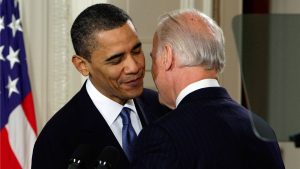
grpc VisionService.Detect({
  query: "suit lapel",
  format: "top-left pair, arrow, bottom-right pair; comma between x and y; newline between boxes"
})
75,85 -> 129,164
134,98 -> 148,127
134,88 -> 170,127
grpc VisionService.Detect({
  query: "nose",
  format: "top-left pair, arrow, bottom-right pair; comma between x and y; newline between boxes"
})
124,55 -> 140,74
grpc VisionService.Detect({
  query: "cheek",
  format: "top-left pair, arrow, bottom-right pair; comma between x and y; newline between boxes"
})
156,74 -> 165,91
97,66 -> 121,84
157,80 -> 169,107
136,54 -> 145,68
151,59 -> 159,80
151,66 -> 158,82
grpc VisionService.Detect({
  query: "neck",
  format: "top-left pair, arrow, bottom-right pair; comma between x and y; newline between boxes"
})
173,66 -> 218,100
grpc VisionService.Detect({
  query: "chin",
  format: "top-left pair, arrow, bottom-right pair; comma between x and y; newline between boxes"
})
126,86 -> 144,99
135,86 -> 144,95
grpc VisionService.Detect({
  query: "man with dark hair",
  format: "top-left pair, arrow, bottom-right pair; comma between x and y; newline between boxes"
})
31,4 -> 169,169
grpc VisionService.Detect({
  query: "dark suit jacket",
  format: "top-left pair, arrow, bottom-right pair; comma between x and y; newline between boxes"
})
31,84 -> 169,169
132,87 -> 285,169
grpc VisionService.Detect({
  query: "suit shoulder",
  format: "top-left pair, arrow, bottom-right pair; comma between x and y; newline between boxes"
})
141,88 -> 158,97
37,88 -> 87,137
138,88 -> 160,107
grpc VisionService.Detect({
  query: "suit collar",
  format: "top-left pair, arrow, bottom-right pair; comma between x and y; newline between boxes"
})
76,84 -> 122,142
178,87 -> 231,108
134,98 -> 147,126
176,79 -> 220,107
86,79 -> 139,126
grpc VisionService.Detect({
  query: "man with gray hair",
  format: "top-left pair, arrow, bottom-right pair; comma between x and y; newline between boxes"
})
131,9 -> 285,169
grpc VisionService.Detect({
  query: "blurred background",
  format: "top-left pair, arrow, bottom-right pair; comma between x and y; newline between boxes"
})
4,0 -> 300,168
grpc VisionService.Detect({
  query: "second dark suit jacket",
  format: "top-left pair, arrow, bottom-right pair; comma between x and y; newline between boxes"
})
132,87 -> 285,169
31,84 -> 169,169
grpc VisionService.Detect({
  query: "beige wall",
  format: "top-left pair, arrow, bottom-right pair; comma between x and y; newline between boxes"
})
280,142 -> 300,169
218,0 -> 242,103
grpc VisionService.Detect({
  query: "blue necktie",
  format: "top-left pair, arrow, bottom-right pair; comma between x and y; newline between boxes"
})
120,107 -> 137,161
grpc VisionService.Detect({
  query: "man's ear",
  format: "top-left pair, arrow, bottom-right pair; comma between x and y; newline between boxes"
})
163,44 -> 174,71
72,55 -> 89,76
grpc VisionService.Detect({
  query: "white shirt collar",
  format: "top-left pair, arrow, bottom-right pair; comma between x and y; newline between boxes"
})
175,79 -> 220,107
86,79 -> 137,126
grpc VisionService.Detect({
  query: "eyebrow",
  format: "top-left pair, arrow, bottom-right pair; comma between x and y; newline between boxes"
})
132,42 -> 142,51
105,42 -> 142,62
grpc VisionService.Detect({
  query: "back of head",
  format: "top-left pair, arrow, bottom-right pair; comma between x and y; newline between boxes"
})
70,3 -> 132,60
156,9 -> 225,73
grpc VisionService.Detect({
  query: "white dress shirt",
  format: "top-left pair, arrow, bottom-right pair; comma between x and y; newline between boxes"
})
176,79 -> 220,107
86,79 -> 142,148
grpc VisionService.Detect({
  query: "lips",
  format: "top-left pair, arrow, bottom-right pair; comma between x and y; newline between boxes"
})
125,76 -> 141,83
124,76 -> 142,85
121,73 -> 144,88
120,69 -> 144,87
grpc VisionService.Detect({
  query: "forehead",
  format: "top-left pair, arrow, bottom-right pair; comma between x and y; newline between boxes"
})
97,21 -> 137,44
91,22 -> 139,58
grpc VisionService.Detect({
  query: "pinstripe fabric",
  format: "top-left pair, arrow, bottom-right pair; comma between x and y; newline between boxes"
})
132,87 -> 285,169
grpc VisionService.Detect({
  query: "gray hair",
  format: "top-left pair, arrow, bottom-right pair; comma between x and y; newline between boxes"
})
155,9 -> 225,72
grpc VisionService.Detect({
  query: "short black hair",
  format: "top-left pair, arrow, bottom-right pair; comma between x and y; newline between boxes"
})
70,3 -> 132,60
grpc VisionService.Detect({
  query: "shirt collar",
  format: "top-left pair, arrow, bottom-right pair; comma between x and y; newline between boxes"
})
175,79 -> 220,107
86,79 -> 137,126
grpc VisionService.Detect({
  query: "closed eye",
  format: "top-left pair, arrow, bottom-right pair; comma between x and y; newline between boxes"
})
131,43 -> 142,55
105,53 -> 124,65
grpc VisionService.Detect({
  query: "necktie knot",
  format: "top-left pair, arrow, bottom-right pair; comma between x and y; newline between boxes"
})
120,107 -> 131,125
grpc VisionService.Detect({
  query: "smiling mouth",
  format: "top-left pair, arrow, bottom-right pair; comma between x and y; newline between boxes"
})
125,76 -> 142,84
121,70 -> 145,86
122,75 -> 144,88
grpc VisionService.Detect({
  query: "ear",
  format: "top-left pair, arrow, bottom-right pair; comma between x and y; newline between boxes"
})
163,44 -> 174,71
72,55 -> 90,76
